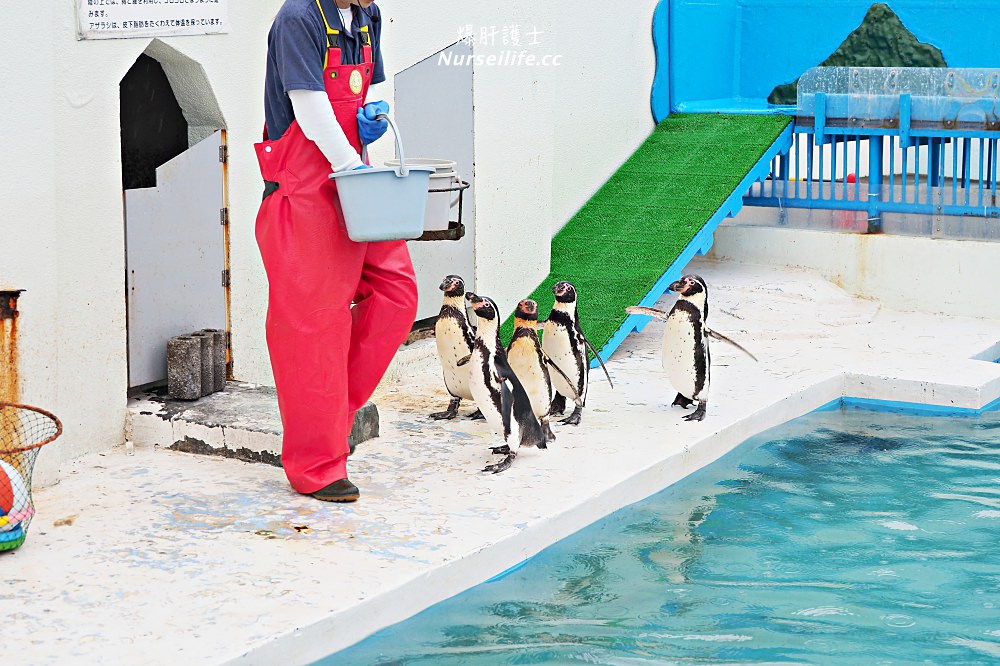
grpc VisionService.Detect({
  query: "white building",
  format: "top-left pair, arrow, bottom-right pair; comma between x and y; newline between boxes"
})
0,1 -> 660,484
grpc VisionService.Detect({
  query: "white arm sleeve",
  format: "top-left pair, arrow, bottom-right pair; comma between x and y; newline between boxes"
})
288,89 -> 364,173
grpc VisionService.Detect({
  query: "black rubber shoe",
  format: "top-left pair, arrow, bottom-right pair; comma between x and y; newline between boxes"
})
311,478 -> 360,503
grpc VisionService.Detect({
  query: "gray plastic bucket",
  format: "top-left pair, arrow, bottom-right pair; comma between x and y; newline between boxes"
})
329,115 -> 435,242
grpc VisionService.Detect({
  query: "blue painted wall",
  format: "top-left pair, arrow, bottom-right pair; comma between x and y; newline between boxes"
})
655,0 -> 1000,119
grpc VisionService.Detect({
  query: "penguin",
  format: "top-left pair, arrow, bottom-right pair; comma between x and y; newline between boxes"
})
626,274 -> 757,422
431,275 -> 482,420
506,299 -> 580,443
541,281 -> 613,426
466,292 -> 547,474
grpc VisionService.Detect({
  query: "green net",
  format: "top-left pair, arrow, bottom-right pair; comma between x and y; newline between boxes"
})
501,113 -> 791,351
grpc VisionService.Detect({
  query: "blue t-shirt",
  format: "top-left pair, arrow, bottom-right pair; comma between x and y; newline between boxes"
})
264,0 -> 385,140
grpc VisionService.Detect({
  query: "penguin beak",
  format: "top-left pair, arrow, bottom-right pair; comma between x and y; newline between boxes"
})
668,279 -> 684,292
439,279 -> 449,291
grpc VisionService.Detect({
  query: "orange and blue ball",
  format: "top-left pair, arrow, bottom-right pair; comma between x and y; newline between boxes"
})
0,460 -> 32,551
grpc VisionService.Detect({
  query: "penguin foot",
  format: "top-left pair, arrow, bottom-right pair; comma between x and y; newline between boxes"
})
490,444 -> 511,455
467,409 -> 486,421
672,393 -> 694,409
542,419 -> 556,443
549,394 -> 567,416
683,402 -> 707,422
430,397 -> 461,420
483,452 -> 516,474
560,405 -> 583,426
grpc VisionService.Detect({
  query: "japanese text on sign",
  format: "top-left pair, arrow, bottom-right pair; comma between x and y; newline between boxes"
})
77,0 -> 229,40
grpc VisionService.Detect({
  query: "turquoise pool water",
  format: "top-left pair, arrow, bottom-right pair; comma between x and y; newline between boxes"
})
327,404 -> 1000,665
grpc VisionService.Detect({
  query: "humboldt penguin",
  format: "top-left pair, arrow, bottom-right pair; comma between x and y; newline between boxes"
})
431,275 -> 481,420
541,281 -> 613,426
626,274 -> 757,422
466,292 -> 547,473
506,299 -> 579,442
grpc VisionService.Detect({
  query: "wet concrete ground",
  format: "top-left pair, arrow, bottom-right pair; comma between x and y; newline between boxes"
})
8,258 -> 1000,665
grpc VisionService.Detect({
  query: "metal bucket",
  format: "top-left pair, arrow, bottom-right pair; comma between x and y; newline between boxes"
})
329,115 -> 435,242
383,158 -> 462,232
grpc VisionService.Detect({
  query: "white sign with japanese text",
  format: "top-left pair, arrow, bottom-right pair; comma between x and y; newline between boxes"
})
77,0 -> 229,40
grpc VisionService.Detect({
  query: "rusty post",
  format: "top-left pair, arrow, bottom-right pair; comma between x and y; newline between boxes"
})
0,290 -> 24,404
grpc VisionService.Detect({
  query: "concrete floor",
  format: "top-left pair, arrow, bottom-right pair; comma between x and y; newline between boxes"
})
7,258 -> 1000,665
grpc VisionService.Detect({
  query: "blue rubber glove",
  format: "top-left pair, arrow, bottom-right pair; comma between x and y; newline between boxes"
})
357,101 -> 390,145
352,164 -> 373,170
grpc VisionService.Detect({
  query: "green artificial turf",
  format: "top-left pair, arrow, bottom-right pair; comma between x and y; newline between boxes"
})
500,113 -> 792,351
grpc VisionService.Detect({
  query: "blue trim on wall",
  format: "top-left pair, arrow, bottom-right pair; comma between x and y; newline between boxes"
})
592,122 -> 794,368
651,0 -> 671,123
484,558 -> 529,583
815,394 -> 1000,416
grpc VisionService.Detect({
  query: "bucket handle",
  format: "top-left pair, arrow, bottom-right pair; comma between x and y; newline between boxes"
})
361,113 -> 409,177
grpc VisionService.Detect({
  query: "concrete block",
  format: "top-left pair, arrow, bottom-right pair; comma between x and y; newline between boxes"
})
167,336 -> 202,400
192,332 -> 215,397
199,329 -> 227,392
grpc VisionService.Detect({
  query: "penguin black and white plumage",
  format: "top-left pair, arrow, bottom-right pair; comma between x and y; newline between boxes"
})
466,292 -> 547,474
506,299 -> 561,443
626,274 -> 756,422
541,281 -> 612,426
431,275 -> 480,420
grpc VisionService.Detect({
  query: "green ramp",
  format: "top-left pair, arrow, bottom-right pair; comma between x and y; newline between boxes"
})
501,113 -> 793,363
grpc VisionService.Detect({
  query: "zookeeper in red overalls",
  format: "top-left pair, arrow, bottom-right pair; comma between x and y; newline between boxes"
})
255,0 -> 417,502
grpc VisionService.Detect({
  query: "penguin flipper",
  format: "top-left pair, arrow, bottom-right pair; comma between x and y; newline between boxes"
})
705,328 -> 759,362
580,333 -> 614,389
625,305 -> 671,322
498,374 -> 514,440
496,352 -> 547,449
539,349 -> 580,403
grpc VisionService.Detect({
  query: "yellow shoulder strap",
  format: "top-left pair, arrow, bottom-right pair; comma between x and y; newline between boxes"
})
315,0 -> 340,69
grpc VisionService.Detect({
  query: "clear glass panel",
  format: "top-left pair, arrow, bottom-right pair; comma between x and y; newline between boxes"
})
797,67 -> 1000,130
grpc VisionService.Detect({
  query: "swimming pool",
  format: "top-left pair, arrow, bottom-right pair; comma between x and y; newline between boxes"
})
325,402 -> 1000,665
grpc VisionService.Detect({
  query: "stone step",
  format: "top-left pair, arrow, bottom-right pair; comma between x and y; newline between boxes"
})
126,382 -> 379,465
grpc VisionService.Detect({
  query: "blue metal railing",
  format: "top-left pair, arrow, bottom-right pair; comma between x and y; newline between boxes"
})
744,68 -> 1000,231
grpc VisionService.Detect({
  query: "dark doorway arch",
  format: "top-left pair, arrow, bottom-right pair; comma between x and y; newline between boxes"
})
120,54 -> 188,190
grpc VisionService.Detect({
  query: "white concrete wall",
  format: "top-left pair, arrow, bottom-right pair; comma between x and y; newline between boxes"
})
1,1 -> 660,483
361,0 -> 660,322
0,2 -> 286,485
708,225 -> 1000,320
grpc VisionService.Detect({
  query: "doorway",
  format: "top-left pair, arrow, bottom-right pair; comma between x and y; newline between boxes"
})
121,46 -> 229,391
